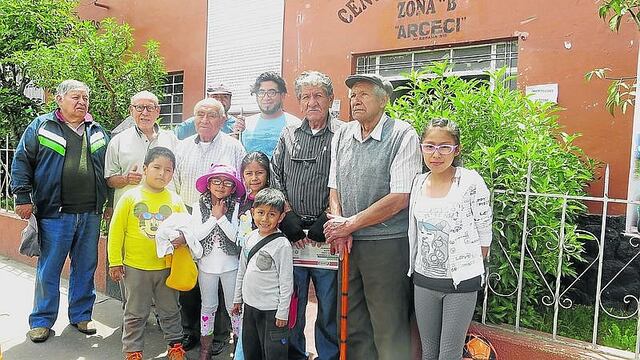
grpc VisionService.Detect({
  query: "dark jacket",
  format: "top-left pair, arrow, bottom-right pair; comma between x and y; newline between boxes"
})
11,111 -> 110,218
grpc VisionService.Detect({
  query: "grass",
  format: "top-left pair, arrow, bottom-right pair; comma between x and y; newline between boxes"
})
535,304 -> 638,351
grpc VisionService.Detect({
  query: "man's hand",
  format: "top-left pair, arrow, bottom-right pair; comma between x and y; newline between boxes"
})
109,266 -> 125,282
125,165 -> 143,185
275,318 -> 288,328
328,235 -> 353,260
323,213 -> 354,242
292,237 -> 313,249
232,303 -> 242,316
15,204 -> 33,219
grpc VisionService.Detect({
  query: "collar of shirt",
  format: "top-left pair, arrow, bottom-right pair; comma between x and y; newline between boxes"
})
352,114 -> 388,143
134,123 -> 160,140
54,109 -> 93,124
194,130 -> 222,144
299,115 -> 341,137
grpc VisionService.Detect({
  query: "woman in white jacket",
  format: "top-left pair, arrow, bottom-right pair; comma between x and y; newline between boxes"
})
408,118 -> 492,360
191,164 -> 245,360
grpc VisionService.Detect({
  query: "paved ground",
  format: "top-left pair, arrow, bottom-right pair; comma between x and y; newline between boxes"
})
0,256 -> 318,360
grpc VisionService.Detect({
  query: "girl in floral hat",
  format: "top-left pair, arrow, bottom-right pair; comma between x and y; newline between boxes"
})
191,163 -> 245,360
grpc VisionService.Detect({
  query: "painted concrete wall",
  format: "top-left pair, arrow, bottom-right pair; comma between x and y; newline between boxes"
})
77,0 -> 208,121
0,213 -> 108,293
281,0 -> 639,204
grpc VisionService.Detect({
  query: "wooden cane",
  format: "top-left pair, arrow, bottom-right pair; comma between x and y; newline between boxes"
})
339,249 -> 350,360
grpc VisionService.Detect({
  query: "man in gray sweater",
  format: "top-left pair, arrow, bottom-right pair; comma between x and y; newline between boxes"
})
324,74 -> 422,360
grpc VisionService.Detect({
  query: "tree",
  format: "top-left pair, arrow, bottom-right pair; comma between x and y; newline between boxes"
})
13,18 -> 166,131
0,0 -> 77,142
389,62 -> 596,328
585,0 -> 639,114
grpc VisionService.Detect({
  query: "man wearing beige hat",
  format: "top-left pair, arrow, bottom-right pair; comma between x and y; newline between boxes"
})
324,74 -> 422,360
174,83 -> 245,140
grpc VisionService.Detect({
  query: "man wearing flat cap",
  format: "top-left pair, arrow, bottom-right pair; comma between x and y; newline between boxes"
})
174,83 -> 245,140
324,74 -> 422,359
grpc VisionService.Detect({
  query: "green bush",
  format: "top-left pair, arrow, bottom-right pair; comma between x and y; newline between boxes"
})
388,62 -> 596,328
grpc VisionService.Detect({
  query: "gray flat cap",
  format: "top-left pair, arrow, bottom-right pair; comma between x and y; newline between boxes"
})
345,73 -> 393,97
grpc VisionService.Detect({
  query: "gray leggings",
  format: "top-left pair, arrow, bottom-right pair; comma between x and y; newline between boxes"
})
414,286 -> 477,360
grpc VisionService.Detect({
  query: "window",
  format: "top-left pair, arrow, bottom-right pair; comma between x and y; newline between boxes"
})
355,40 -> 518,91
159,71 -> 184,125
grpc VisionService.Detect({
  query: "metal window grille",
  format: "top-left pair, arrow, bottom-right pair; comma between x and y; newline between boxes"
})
159,71 -> 184,126
355,40 -> 518,88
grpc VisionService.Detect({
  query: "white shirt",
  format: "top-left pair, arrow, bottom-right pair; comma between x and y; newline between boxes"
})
173,132 -> 246,206
327,115 -> 420,193
233,230 -> 293,320
104,126 -> 178,205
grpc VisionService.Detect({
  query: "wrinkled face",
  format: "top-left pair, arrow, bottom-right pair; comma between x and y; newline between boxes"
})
256,80 -> 283,115
349,81 -> 387,123
242,162 -> 268,195
130,98 -> 160,133
56,90 -> 89,122
208,175 -> 235,200
299,85 -> 333,124
421,128 -> 460,174
195,104 -> 224,141
143,156 -> 175,191
210,93 -> 231,113
251,204 -> 285,235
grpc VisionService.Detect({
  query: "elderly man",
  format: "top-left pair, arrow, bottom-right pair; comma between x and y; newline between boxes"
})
11,80 -> 110,343
173,98 -> 246,354
271,71 -> 342,360
105,91 -> 178,206
242,71 -> 301,157
324,74 -> 422,359
174,83 -> 245,140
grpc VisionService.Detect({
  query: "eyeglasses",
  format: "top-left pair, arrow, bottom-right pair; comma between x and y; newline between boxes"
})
131,104 -> 159,112
255,89 -> 281,98
420,144 -> 458,155
209,178 -> 235,188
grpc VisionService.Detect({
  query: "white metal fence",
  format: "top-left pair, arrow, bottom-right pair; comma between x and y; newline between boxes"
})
1,139 -> 640,357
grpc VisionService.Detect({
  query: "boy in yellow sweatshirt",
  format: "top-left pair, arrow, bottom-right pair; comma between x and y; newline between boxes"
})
108,147 -> 186,360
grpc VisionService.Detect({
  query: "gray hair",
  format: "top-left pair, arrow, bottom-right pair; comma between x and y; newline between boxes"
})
252,188 -> 285,213
55,80 -> 90,97
131,91 -> 159,105
193,98 -> 225,117
294,71 -> 334,100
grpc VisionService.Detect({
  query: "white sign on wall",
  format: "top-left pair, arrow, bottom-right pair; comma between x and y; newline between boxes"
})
525,83 -> 558,103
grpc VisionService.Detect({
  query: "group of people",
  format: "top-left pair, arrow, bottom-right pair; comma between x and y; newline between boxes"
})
11,69 -> 493,360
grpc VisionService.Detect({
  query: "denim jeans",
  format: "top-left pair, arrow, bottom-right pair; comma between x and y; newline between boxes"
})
29,212 -> 101,329
288,266 -> 339,360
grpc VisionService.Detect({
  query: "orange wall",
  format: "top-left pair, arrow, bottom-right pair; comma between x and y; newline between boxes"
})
77,0 -> 208,120
282,0 -> 639,202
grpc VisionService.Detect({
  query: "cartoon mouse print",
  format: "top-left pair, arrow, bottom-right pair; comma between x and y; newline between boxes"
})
133,202 -> 172,239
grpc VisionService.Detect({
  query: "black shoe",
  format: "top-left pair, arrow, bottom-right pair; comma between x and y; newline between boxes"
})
210,340 -> 227,356
181,333 -> 199,351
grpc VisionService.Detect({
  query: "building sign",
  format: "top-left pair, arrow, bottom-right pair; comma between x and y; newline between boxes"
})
525,84 -> 559,104
395,0 -> 466,40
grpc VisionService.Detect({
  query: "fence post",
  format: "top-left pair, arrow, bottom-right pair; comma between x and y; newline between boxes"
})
515,163 -> 532,332
592,165 -> 610,346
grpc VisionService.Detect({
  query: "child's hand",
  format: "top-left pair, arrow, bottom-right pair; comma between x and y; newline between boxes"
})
109,266 -> 125,282
171,232 -> 186,248
232,303 -> 242,316
275,318 -> 288,328
211,198 -> 227,219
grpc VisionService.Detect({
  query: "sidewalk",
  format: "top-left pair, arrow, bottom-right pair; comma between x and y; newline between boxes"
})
0,256 -> 318,360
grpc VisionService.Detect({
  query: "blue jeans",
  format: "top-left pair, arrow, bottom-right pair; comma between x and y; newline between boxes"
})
288,266 -> 339,360
29,212 -> 101,329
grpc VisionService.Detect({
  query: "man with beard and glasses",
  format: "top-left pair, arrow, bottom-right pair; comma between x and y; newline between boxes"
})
242,72 -> 300,158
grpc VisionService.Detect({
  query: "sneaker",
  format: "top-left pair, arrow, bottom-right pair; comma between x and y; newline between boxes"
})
211,339 -> 228,356
27,327 -> 50,343
124,351 -> 143,360
167,342 -> 186,360
71,321 -> 97,335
